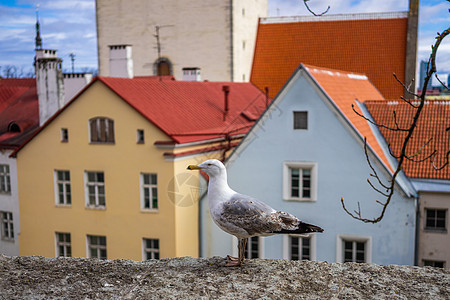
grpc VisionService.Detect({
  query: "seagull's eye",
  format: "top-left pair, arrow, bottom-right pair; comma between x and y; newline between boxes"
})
207,164 -> 212,166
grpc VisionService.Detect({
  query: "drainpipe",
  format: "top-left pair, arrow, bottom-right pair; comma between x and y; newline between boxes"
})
414,196 -> 420,266
229,0 -> 234,81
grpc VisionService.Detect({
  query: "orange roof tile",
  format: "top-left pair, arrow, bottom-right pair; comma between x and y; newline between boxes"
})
251,13 -> 408,100
304,65 -> 391,171
365,100 -> 450,180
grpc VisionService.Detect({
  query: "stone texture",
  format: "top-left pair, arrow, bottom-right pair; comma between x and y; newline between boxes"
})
0,255 -> 448,299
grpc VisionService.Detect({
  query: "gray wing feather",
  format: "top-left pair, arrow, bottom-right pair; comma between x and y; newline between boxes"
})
217,193 -> 299,236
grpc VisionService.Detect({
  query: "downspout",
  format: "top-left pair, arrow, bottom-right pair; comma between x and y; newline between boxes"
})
414,196 -> 420,266
229,0 -> 234,82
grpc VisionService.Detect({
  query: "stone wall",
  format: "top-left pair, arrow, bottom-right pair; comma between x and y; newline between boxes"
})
0,255 -> 448,299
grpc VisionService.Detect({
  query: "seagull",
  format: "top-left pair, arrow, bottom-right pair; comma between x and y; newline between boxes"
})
187,159 -> 323,267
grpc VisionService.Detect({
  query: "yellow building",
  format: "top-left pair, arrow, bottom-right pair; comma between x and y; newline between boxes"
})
12,77 -> 267,260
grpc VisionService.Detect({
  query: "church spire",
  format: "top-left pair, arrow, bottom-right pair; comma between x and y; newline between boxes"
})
35,4 -> 42,49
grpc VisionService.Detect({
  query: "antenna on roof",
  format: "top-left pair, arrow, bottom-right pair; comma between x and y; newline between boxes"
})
69,53 -> 75,73
154,25 -> 174,79
35,4 -> 42,49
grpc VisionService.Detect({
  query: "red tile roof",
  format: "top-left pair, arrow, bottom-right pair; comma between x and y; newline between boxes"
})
304,65 -> 391,171
251,13 -> 408,100
11,76 -> 270,155
365,100 -> 450,180
0,78 -> 39,149
98,77 -> 269,144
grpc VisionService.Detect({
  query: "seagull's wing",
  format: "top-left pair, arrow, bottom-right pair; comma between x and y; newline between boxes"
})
217,193 -> 300,236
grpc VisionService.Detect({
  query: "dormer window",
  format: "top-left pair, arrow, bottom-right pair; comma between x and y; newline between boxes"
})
89,117 -> 115,144
7,122 -> 20,133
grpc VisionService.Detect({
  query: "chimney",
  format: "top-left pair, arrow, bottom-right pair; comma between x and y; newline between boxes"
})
63,72 -> 93,102
182,67 -> 201,81
405,0 -> 419,96
35,49 -> 65,126
223,85 -> 230,121
109,45 -> 133,78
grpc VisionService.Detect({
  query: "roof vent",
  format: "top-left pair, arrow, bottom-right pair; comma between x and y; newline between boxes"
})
223,85 -> 230,121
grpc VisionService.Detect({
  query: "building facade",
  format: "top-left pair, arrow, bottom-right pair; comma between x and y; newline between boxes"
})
200,65 -> 417,265
13,75 -> 268,260
96,0 -> 267,81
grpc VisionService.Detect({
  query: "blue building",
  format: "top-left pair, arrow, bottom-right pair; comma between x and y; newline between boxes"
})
200,64 -> 417,265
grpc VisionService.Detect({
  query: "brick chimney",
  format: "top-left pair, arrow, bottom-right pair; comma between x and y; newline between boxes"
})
109,45 -> 134,78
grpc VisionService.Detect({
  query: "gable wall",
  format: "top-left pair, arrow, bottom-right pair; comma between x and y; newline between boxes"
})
203,71 -> 416,264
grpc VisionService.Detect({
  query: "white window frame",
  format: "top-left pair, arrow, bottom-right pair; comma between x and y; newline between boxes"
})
1,211 -> 14,241
55,232 -> 71,257
283,161 -> 317,202
140,173 -> 158,211
54,170 -> 71,206
0,164 -> 11,194
86,235 -> 107,259
232,236 -> 264,259
283,234 -> 317,261
142,238 -> 160,260
336,234 -> 372,263
85,171 -> 106,209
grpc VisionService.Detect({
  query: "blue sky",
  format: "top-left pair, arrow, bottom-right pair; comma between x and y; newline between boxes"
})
0,0 -> 449,82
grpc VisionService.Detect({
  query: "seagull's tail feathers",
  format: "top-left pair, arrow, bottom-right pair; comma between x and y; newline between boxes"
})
277,221 -> 324,234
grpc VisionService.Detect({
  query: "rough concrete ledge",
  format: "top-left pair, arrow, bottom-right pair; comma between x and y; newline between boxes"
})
0,255 -> 448,299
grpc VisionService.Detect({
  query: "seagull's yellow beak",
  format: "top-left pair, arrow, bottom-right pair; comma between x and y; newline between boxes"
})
187,164 -> 202,170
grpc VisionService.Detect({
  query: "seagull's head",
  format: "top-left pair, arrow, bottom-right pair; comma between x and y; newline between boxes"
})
187,159 -> 226,178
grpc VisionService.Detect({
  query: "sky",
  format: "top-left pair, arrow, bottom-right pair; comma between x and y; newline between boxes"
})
0,0 -> 449,83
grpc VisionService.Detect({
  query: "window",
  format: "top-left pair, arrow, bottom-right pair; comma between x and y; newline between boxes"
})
137,129 -> 145,144
143,238 -> 160,260
87,235 -> 107,259
55,170 -> 71,205
85,172 -> 105,208
337,234 -> 372,263
56,232 -> 71,257
283,162 -> 317,201
425,209 -> 446,231
141,173 -> 158,210
293,111 -> 308,129
154,57 -> 173,76
0,164 -> 11,194
1,212 -> 14,241
244,236 -> 259,259
61,128 -> 68,142
423,260 -> 445,268
89,117 -> 114,144
290,236 -> 311,260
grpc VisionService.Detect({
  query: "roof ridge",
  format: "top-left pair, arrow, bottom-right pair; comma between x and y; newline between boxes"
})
260,11 -> 408,24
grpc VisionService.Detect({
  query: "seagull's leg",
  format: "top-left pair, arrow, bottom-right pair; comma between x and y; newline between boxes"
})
225,238 -> 241,267
240,238 -> 247,264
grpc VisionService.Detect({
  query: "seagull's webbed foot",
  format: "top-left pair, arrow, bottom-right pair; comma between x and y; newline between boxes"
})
225,255 -> 241,267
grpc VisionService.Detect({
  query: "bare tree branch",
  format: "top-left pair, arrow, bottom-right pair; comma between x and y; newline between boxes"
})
341,27 -> 450,223
302,0 -> 330,16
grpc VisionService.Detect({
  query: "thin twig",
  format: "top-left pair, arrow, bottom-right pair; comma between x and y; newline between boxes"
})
341,27 -> 450,223
303,0 -> 330,16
